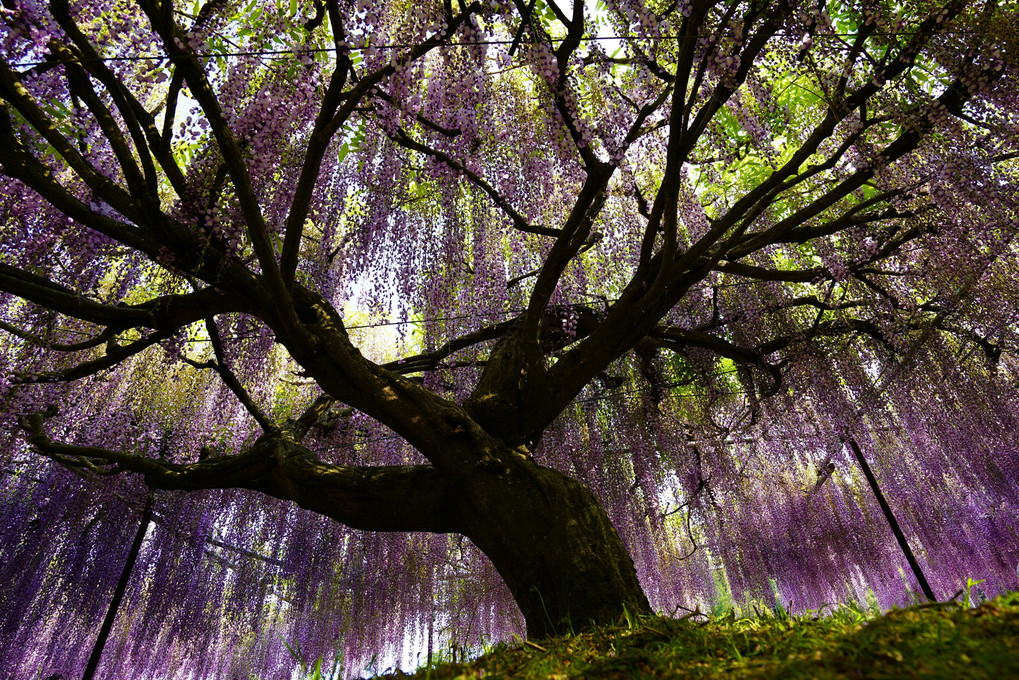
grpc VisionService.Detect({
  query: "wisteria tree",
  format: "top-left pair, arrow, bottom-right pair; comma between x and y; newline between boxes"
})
2,0 -> 1018,675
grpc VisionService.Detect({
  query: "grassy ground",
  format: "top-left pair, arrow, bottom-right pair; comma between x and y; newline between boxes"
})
375,591 -> 1019,679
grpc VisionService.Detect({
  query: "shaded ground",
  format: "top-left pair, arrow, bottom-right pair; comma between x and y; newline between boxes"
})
375,591 -> 1019,679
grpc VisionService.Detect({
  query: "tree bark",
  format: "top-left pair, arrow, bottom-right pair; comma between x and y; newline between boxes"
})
455,456 -> 651,638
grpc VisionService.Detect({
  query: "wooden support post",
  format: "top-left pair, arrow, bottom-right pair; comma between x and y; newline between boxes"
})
847,438 -> 937,601
82,496 -> 153,680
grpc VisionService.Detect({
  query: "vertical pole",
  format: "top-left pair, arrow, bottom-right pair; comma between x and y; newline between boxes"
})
847,438 -> 937,601
82,496 -> 153,680
426,613 -> 433,669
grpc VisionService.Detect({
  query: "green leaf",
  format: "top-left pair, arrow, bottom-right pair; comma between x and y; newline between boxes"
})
280,635 -> 305,668
337,119 -> 366,163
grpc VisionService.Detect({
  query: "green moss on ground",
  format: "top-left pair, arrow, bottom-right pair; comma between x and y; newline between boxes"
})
376,591 -> 1019,679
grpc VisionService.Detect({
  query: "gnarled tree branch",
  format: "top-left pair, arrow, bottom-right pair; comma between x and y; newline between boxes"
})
20,410 -> 463,533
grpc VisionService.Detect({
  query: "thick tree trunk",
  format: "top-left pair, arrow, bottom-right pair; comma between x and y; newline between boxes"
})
271,294 -> 649,635
242,427 -> 652,638
456,458 -> 651,638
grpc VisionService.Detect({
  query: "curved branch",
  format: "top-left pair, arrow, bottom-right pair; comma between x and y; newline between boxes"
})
0,101 -> 244,290
0,267 -> 248,331
0,319 -> 116,352
391,128 -> 558,237
645,2 -> 794,277
58,46 -> 150,198
48,0 -> 205,203
20,412 -> 462,533
715,261 -> 827,282
0,262 -> 154,327
12,329 -> 173,383
664,8 -> 965,289
755,317 -> 902,358
0,60 -> 141,222
49,0 -> 162,197
0,100 -> 156,253
136,0 -> 297,324
723,37 -> 979,262
179,316 -> 274,432
383,318 -> 517,375
372,89 -> 462,138
648,326 -> 784,397
279,2 -> 483,288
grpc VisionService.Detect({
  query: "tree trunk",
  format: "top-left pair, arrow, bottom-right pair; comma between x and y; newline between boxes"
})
456,458 -> 651,638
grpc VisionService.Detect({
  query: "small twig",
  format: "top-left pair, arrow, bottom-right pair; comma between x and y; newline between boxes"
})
193,316 -> 275,432
508,0 -> 537,56
391,128 -> 557,237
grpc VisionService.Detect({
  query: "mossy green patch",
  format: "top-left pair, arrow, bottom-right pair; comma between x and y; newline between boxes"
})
376,591 -> 1019,679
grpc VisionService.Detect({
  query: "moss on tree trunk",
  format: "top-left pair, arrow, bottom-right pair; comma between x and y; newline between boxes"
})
457,457 -> 651,638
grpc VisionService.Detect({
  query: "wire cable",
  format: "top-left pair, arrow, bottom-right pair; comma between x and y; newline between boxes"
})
7,28 -> 983,69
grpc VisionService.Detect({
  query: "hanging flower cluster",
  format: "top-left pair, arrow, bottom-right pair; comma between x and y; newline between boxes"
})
1,0 -> 1017,677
